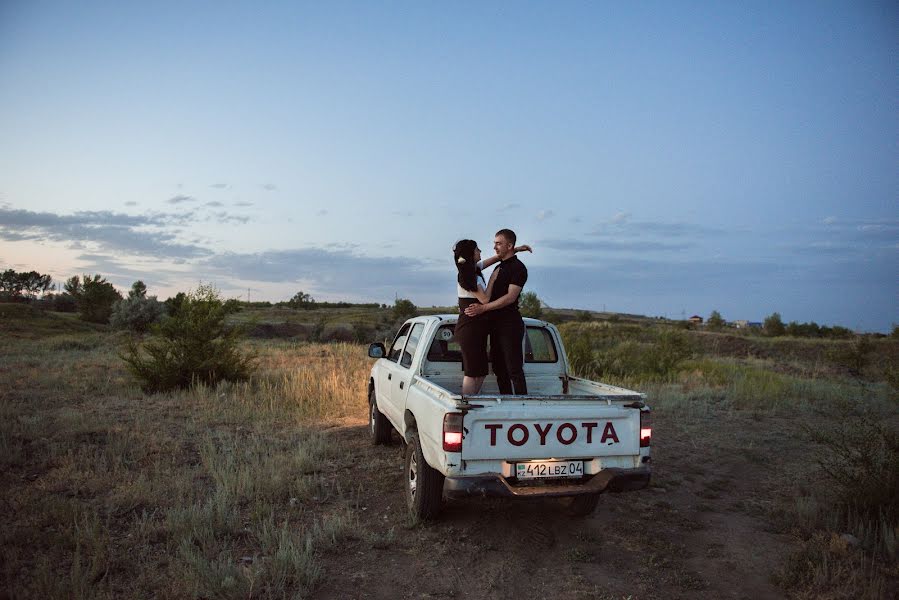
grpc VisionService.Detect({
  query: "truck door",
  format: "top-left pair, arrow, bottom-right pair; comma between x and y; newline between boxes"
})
378,322 -> 425,428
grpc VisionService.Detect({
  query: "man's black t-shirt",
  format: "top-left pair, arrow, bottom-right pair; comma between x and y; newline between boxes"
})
489,255 -> 528,317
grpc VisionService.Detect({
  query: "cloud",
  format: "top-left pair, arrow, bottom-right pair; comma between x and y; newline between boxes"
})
610,211 -> 630,224
262,184 -> 277,191
167,194 -> 196,205
392,210 -> 414,217
234,201 -> 254,207
202,248 -> 446,297
539,238 -> 693,252
592,220 -> 723,237
210,183 -> 228,189
124,201 -> 138,207
209,212 -> 250,224
316,209 -> 329,217
822,216 -> 837,225
498,203 -> 521,211
0,207 -> 209,260
205,201 -> 224,207
536,210 -> 554,221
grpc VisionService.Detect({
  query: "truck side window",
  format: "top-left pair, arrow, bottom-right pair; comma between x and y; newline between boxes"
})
387,323 -> 411,363
525,326 -> 558,363
400,323 -> 425,368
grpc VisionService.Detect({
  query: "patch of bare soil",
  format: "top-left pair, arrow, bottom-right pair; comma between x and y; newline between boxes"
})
312,416 -> 794,600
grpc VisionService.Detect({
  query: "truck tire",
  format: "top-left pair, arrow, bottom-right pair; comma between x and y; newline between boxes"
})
404,431 -> 444,520
369,389 -> 391,445
566,493 -> 601,517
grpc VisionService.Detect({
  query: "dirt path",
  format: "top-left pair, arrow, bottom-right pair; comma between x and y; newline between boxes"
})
313,419 -> 793,600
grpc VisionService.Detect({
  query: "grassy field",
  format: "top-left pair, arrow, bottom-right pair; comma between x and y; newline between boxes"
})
1,303 -> 896,598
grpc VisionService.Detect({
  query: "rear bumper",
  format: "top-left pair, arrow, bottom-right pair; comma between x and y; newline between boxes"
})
444,467 -> 651,499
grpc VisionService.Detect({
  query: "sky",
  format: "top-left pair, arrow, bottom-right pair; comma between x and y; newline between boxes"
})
0,2 -> 896,331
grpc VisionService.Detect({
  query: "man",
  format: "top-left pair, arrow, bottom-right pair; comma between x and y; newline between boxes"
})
464,228 -> 528,395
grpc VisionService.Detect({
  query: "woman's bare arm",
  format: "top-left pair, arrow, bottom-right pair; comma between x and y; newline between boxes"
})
478,244 -> 532,269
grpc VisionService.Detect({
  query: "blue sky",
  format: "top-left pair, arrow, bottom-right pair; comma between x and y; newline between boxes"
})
1,2 -> 896,330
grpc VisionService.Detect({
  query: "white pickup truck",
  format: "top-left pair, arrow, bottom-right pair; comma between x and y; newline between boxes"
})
367,315 -> 651,520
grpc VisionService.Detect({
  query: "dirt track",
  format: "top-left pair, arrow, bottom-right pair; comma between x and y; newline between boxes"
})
313,418 -> 794,600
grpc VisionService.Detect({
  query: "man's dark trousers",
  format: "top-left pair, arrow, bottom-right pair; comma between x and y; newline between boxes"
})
489,313 -> 527,395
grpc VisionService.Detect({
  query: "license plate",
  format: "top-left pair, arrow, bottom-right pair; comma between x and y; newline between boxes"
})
516,460 -> 584,480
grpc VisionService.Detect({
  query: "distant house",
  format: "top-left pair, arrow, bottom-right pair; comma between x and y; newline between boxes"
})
688,315 -> 703,325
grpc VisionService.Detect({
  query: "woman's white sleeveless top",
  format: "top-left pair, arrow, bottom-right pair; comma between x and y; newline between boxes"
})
457,260 -> 487,299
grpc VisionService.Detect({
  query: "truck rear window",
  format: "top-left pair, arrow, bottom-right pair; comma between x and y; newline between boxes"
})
426,324 -> 558,363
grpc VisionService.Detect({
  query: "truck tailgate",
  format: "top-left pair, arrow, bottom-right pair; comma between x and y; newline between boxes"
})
462,401 -> 639,461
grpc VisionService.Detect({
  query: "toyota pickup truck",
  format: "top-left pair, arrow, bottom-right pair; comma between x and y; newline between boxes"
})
367,315 -> 651,520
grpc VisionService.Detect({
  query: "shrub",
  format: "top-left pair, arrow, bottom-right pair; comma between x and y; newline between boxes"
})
121,285 -> 256,393
351,321 -> 374,344
310,317 -> 326,343
110,281 -> 165,333
805,413 -> 899,525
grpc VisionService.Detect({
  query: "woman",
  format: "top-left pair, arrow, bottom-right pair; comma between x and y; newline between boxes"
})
453,239 -> 531,395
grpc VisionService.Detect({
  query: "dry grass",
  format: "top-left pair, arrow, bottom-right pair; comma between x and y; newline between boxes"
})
0,333 -> 370,598
1,308 -> 896,598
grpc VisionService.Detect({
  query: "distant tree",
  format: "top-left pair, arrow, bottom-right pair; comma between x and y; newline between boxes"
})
77,274 -> 122,323
288,291 -> 315,310
50,293 -> 77,313
892,324 -> 899,340
707,310 -> 725,331
0,269 -> 22,299
110,280 -> 165,333
763,312 -> 785,337
64,276 -> 83,298
0,269 -> 52,301
128,280 -> 148,299
519,291 -> 543,319
164,292 -> 187,316
393,298 -> 417,321
576,310 -> 592,322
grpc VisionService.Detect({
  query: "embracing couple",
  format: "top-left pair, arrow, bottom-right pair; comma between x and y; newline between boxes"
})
453,228 -> 532,396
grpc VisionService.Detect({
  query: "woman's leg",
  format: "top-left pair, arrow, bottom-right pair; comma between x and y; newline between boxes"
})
462,375 -> 485,395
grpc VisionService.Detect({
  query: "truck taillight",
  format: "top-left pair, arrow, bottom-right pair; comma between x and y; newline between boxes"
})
443,413 -> 463,452
640,410 -> 651,447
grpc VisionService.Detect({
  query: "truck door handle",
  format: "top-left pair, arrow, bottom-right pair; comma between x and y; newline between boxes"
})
399,381 -> 404,389
388,374 -> 392,380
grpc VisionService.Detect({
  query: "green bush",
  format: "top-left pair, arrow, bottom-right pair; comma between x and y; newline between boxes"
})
122,285 -> 256,393
110,281 -> 165,333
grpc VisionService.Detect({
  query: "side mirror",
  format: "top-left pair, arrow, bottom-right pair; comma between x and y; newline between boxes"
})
368,342 -> 386,359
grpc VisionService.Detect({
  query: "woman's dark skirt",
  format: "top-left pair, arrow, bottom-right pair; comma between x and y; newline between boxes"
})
455,298 -> 489,377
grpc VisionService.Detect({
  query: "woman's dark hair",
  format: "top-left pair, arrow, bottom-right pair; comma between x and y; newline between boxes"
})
453,239 -> 480,293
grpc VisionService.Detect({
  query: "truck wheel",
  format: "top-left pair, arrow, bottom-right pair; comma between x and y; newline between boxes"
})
369,389 -> 391,445
404,431 -> 444,520
566,493 -> 601,517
